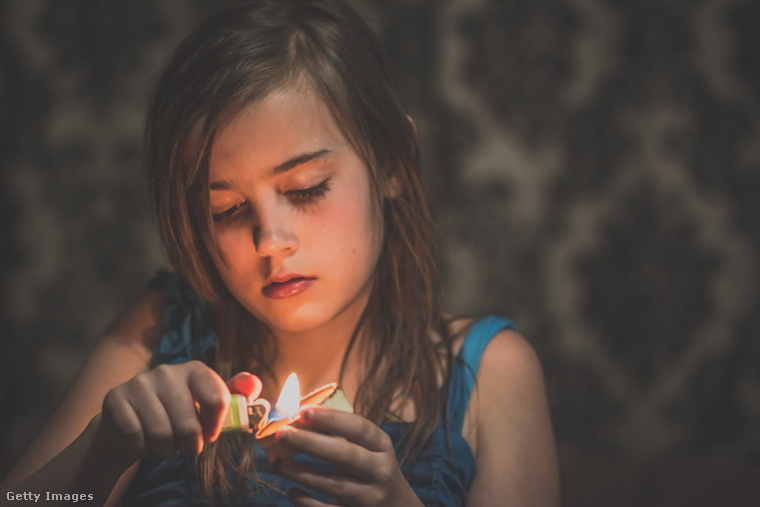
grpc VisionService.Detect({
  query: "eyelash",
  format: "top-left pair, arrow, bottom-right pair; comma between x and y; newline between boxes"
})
211,179 -> 331,224
212,202 -> 247,224
286,178 -> 330,203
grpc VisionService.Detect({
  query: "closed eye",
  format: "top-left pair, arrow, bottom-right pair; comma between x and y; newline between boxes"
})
212,179 -> 330,223
212,201 -> 248,223
287,179 -> 330,204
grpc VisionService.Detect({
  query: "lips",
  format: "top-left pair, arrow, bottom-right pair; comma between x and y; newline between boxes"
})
262,276 -> 316,299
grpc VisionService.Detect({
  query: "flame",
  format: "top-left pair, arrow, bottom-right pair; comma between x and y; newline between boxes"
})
272,372 -> 301,420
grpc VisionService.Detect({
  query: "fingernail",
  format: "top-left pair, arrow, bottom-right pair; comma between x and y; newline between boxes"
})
302,409 -> 312,421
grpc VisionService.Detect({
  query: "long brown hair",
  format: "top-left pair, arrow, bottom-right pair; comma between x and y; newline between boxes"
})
145,0 -> 453,501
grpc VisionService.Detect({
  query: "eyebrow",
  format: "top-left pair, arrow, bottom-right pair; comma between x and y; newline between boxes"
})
209,149 -> 333,190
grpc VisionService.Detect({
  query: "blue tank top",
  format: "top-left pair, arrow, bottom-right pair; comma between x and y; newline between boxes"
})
122,272 -> 517,506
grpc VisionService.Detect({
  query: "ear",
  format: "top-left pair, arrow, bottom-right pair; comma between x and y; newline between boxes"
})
382,114 -> 417,200
384,171 -> 402,199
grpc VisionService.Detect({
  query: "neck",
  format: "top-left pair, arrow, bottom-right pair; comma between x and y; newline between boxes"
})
271,324 -> 357,395
256,300 -> 369,405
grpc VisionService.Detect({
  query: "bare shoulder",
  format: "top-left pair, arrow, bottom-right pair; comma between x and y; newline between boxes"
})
446,317 -> 540,382
466,328 -> 559,507
479,328 -> 544,390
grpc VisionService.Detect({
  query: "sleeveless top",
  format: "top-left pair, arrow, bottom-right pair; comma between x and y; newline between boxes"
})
122,272 -> 517,506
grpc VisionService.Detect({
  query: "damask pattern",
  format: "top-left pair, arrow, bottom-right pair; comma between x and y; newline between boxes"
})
1,0 -> 759,505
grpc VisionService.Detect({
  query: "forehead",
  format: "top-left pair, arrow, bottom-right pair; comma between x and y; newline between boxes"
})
209,85 -> 345,173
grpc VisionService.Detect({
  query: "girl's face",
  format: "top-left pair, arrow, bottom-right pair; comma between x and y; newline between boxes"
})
206,84 -> 384,336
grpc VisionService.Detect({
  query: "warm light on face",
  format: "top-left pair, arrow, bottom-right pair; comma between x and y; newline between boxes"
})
205,85 -> 384,336
272,372 -> 301,420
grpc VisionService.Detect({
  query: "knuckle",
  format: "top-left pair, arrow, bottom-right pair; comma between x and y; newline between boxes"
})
102,390 -> 131,424
120,424 -> 145,452
130,372 -> 152,391
152,363 -> 174,380
102,388 -> 121,412
146,426 -> 173,447
343,444 -> 362,465
175,420 -> 203,441
378,431 -> 393,449
124,428 -> 143,445
329,477 -> 350,498
186,360 -> 207,373
376,459 -> 394,483
367,489 -> 385,506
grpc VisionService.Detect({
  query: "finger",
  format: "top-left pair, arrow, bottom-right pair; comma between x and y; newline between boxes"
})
299,408 -> 390,453
126,377 -> 177,460
228,371 -> 263,401
186,362 -> 231,442
152,369 -> 204,457
272,457 -> 361,505
274,427 -> 375,481
101,388 -> 146,459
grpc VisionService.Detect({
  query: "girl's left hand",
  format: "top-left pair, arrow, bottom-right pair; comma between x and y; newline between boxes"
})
268,407 -> 423,507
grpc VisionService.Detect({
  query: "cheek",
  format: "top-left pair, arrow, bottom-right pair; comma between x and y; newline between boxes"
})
212,228 -> 253,274
318,188 -> 382,264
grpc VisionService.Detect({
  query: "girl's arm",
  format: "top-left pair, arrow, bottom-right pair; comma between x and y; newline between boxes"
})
0,289 -> 166,504
465,330 -> 560,507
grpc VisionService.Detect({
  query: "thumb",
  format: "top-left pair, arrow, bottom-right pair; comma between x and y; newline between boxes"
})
228,371 -> 263,402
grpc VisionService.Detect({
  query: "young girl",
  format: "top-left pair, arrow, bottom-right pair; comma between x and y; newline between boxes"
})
1,0 -> 558,505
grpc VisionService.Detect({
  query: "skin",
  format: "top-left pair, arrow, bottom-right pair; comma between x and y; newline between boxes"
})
205,81 -> 385,400
0,81 -> 559,506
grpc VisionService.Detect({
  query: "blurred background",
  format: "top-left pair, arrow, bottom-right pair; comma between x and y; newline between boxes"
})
1,0 -> 759,505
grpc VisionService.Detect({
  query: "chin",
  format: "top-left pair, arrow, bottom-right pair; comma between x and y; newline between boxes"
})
251,302 -> 335,334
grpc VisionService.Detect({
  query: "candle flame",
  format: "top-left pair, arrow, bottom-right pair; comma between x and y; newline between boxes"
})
273,372 -> 301,419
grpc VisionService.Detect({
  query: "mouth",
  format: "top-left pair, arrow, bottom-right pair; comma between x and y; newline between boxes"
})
262,276 -> 316,299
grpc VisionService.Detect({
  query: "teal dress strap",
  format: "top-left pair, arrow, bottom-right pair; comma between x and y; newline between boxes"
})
448,315 -> 518,435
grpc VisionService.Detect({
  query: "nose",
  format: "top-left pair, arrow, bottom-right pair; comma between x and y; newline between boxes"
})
252,206 -> 298,258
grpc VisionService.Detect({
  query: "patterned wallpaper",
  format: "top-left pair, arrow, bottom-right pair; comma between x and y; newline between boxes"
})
2,0 -> 759,505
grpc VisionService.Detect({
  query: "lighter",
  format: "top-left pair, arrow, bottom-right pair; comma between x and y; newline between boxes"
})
219,394 -> 271,434
217,372 -> 353,455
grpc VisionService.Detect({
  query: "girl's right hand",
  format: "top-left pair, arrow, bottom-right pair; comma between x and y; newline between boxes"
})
93,361 -> 261,464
